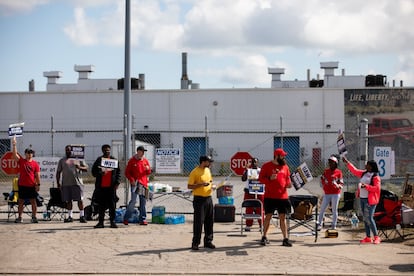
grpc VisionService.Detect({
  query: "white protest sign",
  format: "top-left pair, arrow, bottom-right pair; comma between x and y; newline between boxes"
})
101,158 -> 118,169
8,122 -> 25,137
290,162 -> 313,191
337,129 -> 347,156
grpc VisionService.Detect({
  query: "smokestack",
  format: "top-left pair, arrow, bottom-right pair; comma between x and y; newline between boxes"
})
29,79 -> 35,92
138,74 -> 145,90
181,52 -> 190,89
307,69 -> 310,81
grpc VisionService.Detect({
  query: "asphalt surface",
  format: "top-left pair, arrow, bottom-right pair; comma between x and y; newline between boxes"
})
0,177 -> 413,275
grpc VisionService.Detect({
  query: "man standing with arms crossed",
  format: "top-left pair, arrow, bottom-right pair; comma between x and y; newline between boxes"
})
56,145 -> 89,223
124,146 -> 152,225
259,148 -> 293,247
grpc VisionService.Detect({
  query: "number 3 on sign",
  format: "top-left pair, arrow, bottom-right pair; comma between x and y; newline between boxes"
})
378,159 -> 386,177
373,146 -> 393,180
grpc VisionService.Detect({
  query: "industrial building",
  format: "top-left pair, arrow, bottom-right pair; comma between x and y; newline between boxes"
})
1,54 -> 413,176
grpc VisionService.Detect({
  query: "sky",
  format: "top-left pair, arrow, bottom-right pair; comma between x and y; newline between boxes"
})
0,0 -> 413,92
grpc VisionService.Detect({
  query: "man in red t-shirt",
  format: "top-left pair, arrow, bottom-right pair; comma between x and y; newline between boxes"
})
258,148 -> 292,247
11,136 -> 41,223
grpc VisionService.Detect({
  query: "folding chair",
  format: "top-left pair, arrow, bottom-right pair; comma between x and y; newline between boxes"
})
240,199 -> 264,235
3,178 -> 44,222
288,195 -> 319,242
374,198 -> 404,241
46,187 -> 67,220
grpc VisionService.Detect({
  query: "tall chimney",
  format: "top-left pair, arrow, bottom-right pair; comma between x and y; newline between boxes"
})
29,79 -> 35,92
181,52 -> 189,89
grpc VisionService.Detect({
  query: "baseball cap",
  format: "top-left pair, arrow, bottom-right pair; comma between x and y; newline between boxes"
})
25,148 -> 35,154
136,146 -> 147,152
200,155 -> 214,162
328,156 -> 338,164
274,148 -> 287,157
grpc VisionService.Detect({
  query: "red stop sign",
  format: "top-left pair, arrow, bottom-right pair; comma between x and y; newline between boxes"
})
1,151 -> 20,175
230,151 -> 252,176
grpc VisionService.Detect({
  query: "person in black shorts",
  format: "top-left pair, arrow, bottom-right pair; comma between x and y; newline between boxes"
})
258,148 -> 293,247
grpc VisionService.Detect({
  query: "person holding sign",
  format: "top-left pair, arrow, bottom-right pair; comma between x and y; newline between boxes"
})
124,145 -> 152,225
11,136 -> 41,223
91,144 -> 121,228
56,145 -> 89,223
241,157 -> 264,232
342,156 -> 381,244
258,148 -> 293,247
317,155 -> 343,231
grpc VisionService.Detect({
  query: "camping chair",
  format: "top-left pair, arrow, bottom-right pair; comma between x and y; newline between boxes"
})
374,198 -> 404,241
2,177 -> 43,222
288,195 -> 319,242
240,199 -> 264,235
46,187 -> 67,220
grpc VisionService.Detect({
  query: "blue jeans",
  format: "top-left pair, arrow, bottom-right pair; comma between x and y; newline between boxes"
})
360,198 -> 378,237
318,193 -> 340,229
137,194 -> 147,222
124,186 -> 147,222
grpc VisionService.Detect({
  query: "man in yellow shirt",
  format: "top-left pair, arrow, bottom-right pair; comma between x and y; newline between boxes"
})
188,155 -> 216,250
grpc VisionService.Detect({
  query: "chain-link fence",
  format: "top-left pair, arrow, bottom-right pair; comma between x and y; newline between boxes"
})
1,126 -> 412,214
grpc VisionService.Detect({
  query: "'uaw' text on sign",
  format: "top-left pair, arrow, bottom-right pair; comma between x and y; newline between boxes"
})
290,162 -> 313,191
101,158 -> 118,169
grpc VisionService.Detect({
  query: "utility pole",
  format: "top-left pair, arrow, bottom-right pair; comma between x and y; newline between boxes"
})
123,0 -> 132,206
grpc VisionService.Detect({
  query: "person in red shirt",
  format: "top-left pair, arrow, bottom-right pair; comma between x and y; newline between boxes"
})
91,144 -> 121,228
11,136 -> 41,223
317,155 -> 343,231
258,148 -> 292,247
124,145 -> 152,225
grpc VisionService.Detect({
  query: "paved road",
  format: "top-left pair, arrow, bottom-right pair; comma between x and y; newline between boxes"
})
1,177 -> 413,275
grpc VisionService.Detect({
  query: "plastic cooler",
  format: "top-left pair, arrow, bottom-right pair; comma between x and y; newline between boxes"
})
214,204 -> 235,222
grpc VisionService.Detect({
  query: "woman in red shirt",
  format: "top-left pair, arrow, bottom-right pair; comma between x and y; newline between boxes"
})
317,156 -> 343,231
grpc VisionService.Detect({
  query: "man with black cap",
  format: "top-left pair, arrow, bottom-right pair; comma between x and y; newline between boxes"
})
188,155 -> 216,250
259,148 -> 293,247
91,144 -> 121,228
124,145 -> 152,225
11,136 -> 41,223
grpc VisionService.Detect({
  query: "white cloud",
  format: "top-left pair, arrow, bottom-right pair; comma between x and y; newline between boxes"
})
0,0 -> 50,16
